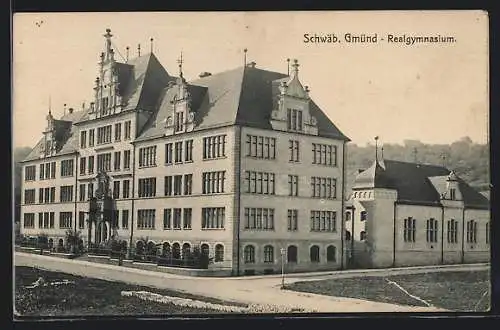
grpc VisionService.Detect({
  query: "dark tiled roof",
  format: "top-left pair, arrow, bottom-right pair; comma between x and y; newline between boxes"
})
22,110 -> 87,162
136,66 -> 350,141
352,159 -> 489,210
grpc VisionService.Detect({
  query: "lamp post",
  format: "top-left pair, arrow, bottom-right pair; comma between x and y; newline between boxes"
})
280,248 -> 286,289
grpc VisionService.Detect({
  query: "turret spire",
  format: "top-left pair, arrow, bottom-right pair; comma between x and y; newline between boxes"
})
177,51 -> 184,78
104,28 -> 113,60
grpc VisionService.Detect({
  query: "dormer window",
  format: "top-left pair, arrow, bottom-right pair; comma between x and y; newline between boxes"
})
449,188 -> 456,200
287,108 -> 303,131
174,111 -> 184,133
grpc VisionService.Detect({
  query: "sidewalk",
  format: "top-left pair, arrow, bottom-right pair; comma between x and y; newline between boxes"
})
15,252 -> 467,313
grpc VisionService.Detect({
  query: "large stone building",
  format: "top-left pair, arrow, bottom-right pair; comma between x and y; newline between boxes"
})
19,29 -> 350,275
345,155 -> 490,268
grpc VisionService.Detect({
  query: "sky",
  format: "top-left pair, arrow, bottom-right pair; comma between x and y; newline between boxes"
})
12,11 -> 489,148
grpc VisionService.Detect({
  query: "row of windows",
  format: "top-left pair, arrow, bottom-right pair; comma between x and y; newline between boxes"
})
243,244 -> 337,264
165,140 -> 194,164
244,171 -> 275,195
22,212 -> 73,229
80,151 -> 131,176
310,211 -> 337,232
312,143 -> 337,166
165,174 -> 193,196
25,166 -> 36,181
403,217 -> 486,244
139,146 -> 157,168
203,135 -> 226,160
76,210 -> 131,230
136,207 -> 226,230
244,208 -> 275,230
25,187 -> 82,204
80,121 -> 132,149
246,135 -> 277,159
39,162 -> 56,180
138,241 -> 225,262
311,177 -> 337,199
60,159 -> 74,177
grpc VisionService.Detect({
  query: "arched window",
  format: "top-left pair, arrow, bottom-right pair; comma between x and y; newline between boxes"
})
120,240 -> 127,252
264,245 -> 274,263
162,242 -> 170,256
310,245 -> 320,262
146,241 -> 156,256
327,245 -> 336,262
182,243 -> 191,259
360,231 -> 367,240
346,230 -> 351,241
287,245 -> 298,263
244,245 -> 255,264
48,238 -> 54,249
215,244 -> 224,262
58,238 -> 64,248
360,211 -> 367,221
201,243 -> 210,257
345,212 -> 351,221
172,242 -> 181,259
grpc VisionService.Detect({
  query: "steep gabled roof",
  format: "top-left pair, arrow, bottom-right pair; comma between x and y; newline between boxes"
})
22,110 -> 87,162
136,65 -> 350,141
352,159 -> 490,210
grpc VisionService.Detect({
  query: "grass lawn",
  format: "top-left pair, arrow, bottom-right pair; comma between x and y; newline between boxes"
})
285,270 -> 490,312
15,266 -> 245,317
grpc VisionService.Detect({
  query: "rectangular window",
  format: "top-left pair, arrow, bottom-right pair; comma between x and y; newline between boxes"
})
288,175 -> 299,196
122,180 -> 130,199
183,208 -> 192,230
79,184 -> 86,201
59,212 -> 72,229
97,125 -> 112,144
88,156 -> 94,174
163,209 -> 171,230
244,208 -> 274,230
123,150 -> 131,170
113,181 -> 120,199
114,152 -> 121,171
24,165 -> 36,181
138,178 -> 156,198
121,210 -> 129,229
78,212 -> 85,229
80,157 -> 86,175
403,217 -> 417,242
203,135 -> 227,160
89,129 -> 95,147
447,219 -> 459,244
173,208 -> 182,229
312,143 -> 337,166
60,185 -> 74,202
173,175 -> 182,196
426,218 -> 438,243
185,140 -> 193,162
310,211 -> 336,232
175,142 -> 183,163
202,171 -> 225,194
60,159 -> 74,177
287,209 -> 298,231
80,131 -> 87,148
184,174 -> 193,195
164,176 -> 173,196
311,177 -> 337,199
174,111 -> 184,132
23,213 -> 35,228
245,171 -> 275,195
88,183 -> 94,199
246,135 -> 276,159
97,153 -> 112,172
449,189 -> 456,200
201,207 -> 225,229
137,209 -> 155,230
114,123 -> 122,141
286,108 -> 303,131
138,146 -> 157,168
467,220 -> 478,243
289,140 -> 300,162
24,189 -> 36,204
124,121 -> 131,140
165,143 -> 173,165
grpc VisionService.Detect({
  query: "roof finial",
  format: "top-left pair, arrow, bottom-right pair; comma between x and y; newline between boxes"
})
137,44 -> 141,57
63,103 -> 67,116
177,51 -> 184,78
291,59 -> 299,77
104,28 -> 113,60
243,48 -> 248,67
48,95 -> 52,116
150,38 -> 154,53
287,58 -> 290,76
126,46 -> 129,63
374,136 -> 379,162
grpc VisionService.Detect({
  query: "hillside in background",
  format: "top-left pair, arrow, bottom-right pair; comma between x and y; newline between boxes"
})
345,136 -> 490,197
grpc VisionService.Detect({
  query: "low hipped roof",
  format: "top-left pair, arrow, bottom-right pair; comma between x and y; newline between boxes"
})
352,159 -> 489,210
136,66 -> 350,141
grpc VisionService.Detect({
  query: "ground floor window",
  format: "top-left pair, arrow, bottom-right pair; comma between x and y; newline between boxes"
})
326,245 -> 336,262
244,245 -> 255,263
264,245 -> 274,263
287,245 -> 298,263
310,245 -> 320,262
215,244 -> 224,262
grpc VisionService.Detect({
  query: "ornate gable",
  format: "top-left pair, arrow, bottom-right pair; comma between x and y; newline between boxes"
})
270,59 -> 318,135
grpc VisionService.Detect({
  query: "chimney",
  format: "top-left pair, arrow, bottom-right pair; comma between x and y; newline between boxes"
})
247,61 -> 256,68
198,72 -> 212,78
68,107 -> 74,114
